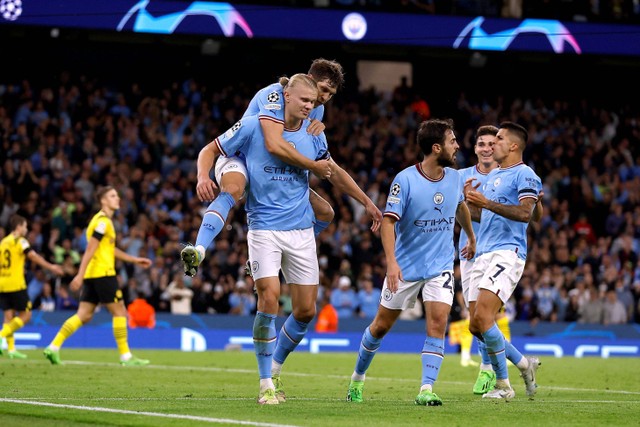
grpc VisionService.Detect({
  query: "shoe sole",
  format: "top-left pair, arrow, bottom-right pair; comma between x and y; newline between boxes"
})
180,250 -> 198,277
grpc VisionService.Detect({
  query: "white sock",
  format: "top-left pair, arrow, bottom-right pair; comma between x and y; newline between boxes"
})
260,378 -> 275,392
351,372 -> 365,382
120,352 -> 132,361
48,345 -> 60,351
480,363 -> 493,371
516,357 -> 529,371
496,378 -> 511,389
271,361 -> 282,377
420,384 -> 433,392
195,245 -> 206,262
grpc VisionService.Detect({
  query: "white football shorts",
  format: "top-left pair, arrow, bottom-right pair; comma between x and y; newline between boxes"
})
247,228 -> 319,285
460,258 -> 474,308
379,270 -> 455,311
471,250 -> 525,304
214,155 -> 248,185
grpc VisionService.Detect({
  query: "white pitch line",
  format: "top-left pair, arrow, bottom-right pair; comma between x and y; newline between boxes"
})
44,360 -> 640,396
0,398 -> 300,427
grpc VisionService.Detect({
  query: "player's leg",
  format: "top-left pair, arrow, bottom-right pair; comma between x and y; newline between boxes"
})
44,300 -> 96,365
271,229 -> 318,402
347,276 -> 416,403
1,298 -> 31,359
181,157 -> 246,277
415,274 -> 453,406
248,230 -> 283,405
309,188 -> 334,236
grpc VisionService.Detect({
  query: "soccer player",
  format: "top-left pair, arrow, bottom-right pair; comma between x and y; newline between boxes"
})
0,215 -> 64,359
181,58 -> 345,277
346,118 -> 476,406
202,74 -> 381,404
465,121 -> 543,399
43,186 -> 153,366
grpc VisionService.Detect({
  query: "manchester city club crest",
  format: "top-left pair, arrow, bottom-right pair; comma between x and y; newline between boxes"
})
433,192 -> 444,204
383,288 -> 393,301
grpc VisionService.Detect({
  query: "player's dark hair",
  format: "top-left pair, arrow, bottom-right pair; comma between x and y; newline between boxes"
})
95,185 -> 116,204
499,121 -> 528,148
417,118 -> 455,156
476,125 -> 498,140
309,58 -> 345,89
9,214 -> 27,231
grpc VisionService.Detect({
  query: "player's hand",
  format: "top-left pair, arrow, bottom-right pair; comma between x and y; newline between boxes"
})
69,274 -> 83,292
460,238 -> 476,260
307,119 -> 326,136
136,257 -> 153,268
50,265 -> 64,276
466,190 -> 488,208
365,202 -> 383,233
196,177 -> 219,202
385,261 -> 403,294
311,159 -> 332,179
463,177 -> 481,198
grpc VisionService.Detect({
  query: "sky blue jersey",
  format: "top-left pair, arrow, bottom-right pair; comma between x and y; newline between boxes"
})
457,164 -> 492,260
215,115 -> 329,231
244,81 -> 324,124
475,162 -> 542,260
384,164 -> 464,281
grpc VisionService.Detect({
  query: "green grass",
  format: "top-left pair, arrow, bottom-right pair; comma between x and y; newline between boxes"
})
1,349 -> 638,426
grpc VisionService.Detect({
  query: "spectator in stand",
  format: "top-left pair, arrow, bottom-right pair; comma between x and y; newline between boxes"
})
330,276 -> 358,319
34,281 -> 57,312
165,272 -> 194,315
228,280 -> 256,316
315,290 -> 338,333
356,276 -> 381,318
602,288 -> 628,325
127,291 -> 156,329
579,285 -> 604,324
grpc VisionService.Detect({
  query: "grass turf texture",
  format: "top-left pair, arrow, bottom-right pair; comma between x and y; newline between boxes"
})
1,349 -> 638,426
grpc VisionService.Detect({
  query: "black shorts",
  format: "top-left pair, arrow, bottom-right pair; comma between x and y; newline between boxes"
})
80,276 -> 123,305
0,289 -> 32,312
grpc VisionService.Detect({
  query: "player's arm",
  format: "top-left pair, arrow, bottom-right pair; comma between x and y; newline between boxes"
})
196,140 -> 224,202
69,237 -> 100,291
463,177 -> 482,222
455,202 -> 476,260
114,248 -> 152,268
306,119 -> 325,136
261,120 -> 331,179
381,215 -> 402,293
26,249 -> 64,276
326,158 -> 382,232
530,191 -> 544,223
466,189 -> 536,223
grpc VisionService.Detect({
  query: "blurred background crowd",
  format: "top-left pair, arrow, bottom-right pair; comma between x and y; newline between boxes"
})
1,65 -> 638,327
1,0 -> 640,328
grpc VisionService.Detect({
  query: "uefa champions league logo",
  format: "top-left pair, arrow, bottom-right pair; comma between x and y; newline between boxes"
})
0,0 -> 22,21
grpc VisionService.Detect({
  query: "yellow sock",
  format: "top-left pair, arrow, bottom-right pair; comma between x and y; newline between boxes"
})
113,316 -> 130,357
497,316 -> 511,342
460,319 -> 473,356
51,314 -> 83,348
6,333 -> 15,352
1,318 -> 24,340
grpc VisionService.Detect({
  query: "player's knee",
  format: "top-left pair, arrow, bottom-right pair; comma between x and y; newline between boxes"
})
220,175 -> 246,203
21,311 -> 32,324
314,204 -> 334,223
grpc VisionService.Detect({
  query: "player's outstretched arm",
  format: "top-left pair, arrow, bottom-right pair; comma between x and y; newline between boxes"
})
27,250 -> 64,276
326,158 -> 382,232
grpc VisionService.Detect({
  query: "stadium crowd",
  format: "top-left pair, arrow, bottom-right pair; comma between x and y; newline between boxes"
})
0,67 -> 639,326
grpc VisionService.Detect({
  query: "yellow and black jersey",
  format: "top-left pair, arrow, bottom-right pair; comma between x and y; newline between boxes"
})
85,211 -> 116,279
0,234 -> 31,292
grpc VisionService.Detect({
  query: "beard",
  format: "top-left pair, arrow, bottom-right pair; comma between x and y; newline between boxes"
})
437,151 -> 456,167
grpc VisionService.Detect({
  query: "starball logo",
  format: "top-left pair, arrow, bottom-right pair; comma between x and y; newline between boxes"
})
117,0 -> 253,37
453,17 -> 581,54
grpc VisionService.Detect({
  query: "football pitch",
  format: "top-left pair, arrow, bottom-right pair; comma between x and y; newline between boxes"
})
1,349 -> 638,426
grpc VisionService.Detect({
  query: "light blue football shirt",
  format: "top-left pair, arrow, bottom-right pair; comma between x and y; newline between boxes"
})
244,81 -> 324,123
384,164 -> 464,281
215,115 -> 329,231
457,164 -> 492,260
475,162 -> 542,260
